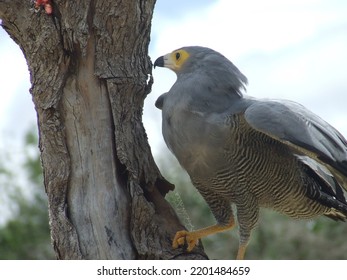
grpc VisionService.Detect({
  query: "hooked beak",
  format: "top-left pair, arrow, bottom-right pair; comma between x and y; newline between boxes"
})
153,53 -> 177,72
154,56 -> 164,68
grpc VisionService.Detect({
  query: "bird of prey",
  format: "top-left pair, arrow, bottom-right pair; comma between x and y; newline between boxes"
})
153,46 -> 347,259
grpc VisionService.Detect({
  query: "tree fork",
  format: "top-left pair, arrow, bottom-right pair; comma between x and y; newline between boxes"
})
0,0 -> 207,259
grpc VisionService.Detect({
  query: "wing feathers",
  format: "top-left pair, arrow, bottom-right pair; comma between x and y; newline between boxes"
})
244,99 -> 347,189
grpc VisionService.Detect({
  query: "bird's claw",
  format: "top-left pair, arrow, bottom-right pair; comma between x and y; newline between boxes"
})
172,230 -> 199,252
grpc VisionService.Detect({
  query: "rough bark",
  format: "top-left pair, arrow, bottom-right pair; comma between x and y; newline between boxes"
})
0,0 -> 207,259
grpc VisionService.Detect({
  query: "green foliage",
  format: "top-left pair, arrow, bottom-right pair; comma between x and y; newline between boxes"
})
0,129 -> 55,260
160,153 -> 347,260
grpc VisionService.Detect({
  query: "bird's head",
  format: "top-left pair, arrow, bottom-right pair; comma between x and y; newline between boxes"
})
154,46 -> 248,95
153,47 -> 193,73
154,46 -> 222,74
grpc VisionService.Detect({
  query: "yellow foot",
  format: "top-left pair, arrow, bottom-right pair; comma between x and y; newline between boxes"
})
172,230 -> 199,252
172,220 -> 236,253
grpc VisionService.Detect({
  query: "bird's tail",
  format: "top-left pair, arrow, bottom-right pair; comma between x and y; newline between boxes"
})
298,155 -> 347,221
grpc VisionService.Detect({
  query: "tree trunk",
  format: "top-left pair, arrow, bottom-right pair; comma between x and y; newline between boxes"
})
0,0 -> 207,260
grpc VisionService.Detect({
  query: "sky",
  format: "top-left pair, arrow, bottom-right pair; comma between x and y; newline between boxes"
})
0,0 -> 347,213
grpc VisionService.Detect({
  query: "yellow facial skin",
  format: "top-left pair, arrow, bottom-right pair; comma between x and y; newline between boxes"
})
162,49 -> 190,72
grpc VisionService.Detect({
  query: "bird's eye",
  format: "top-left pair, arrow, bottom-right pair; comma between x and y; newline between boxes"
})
175,52 -> 181,60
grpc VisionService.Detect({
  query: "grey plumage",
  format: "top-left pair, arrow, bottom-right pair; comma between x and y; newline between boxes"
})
154,46 -> 347,259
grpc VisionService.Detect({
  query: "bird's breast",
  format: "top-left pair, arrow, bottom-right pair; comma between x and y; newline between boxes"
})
162,106 -> 228,178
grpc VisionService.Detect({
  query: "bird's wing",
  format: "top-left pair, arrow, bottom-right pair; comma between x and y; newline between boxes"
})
155,92 -> 169,110
243,99 -> 347,189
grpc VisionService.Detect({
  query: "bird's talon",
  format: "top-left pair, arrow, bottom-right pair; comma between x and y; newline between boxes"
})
172,230 -> 199,252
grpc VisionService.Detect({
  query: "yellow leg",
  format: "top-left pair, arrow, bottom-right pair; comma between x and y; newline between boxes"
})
172,217 -> 235,252
236,244 -> 247,260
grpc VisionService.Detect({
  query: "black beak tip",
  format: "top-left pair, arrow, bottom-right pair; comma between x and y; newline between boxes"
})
154,56 -> 164,69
